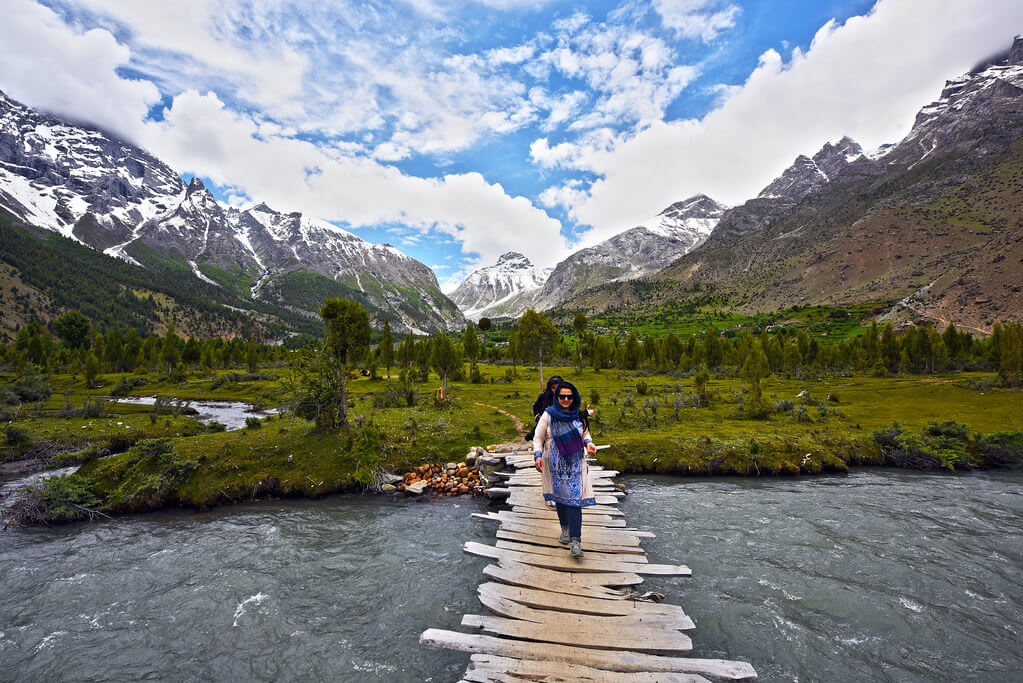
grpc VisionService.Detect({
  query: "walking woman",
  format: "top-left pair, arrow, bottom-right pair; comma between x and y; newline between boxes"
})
524,375 -> 562,442
532,380 -> 598,558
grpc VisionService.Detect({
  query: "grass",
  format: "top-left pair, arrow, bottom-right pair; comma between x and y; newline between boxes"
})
4,362 -> 1021,524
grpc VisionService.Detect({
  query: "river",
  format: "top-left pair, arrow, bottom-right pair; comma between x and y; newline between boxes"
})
1,471 -> 1020,681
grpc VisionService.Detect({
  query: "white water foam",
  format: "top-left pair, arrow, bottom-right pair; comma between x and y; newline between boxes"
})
232,592 -> 269,627
899,598 -> 924,613
34,631 -> 67,652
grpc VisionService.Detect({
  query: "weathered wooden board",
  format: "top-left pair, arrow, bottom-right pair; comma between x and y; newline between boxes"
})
461,614 -> 693,654
465,542 -> 691,576
510,503 -> 625,517
483,561 -> 643,593
494,521 -> 648,545
479,582 -> 693,625
496,529 -> 645,555
473,511 -> 630,528
494,539 -> 648,563
477,584 -> 695,630
420,630 -> 759,681
464,654 -> 710,683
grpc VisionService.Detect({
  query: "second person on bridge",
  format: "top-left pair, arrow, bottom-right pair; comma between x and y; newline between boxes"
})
532,380 -> 598,558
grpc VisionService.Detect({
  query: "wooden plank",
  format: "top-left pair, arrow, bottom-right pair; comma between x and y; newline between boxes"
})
483,562 -> 642,594
479,582 -> 692,624
477,584 -> 694,630
419,631 -> 758,681
495,522 -> 647,546
496,529 -> 645,555
460,614 -> 693,654
510,503 -> 625,517
474,511 -> 630,528
474,511 -> 652,534
494,539 -> 648,563
464,654 -> 710,683
464,542 -> 691,576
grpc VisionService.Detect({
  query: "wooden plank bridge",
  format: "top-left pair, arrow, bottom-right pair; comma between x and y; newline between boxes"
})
421,445 -> 757,682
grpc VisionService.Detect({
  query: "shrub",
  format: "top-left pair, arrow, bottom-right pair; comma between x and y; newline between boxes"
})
58,398 -> 108,418
791,405 -> 813,424
873,423 -> 971,470
4,424 -> 31,446
245,416 -> 262,429
110,375 -> 148,396
827,393 -> 840,403
46,445 -> 103,469
470,366 -> 483,384
924,421 -> 969,440
372,382 -> 419,408
13,375 -> 52,403
206,421 -> 227,432
589,389 -> 600,405
5,475 -> 102,525
774,400 -> 794,412
978,430 -> 1023,467
209,372 -> 272,390
636,380 -> 648,395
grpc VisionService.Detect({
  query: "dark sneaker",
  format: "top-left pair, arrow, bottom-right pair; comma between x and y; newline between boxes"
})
570,540 -> 584,558
559,527 -> 570,545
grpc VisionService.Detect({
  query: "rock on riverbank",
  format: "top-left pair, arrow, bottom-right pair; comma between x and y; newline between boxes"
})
396,460 -> 483,497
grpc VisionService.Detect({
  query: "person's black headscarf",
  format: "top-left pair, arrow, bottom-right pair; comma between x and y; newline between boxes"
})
531,375 -> 563,418
525,375 -> 564,441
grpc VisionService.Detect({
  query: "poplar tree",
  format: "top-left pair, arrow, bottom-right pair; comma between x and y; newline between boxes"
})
380,319 -> 394,382
517,309 -> 559,389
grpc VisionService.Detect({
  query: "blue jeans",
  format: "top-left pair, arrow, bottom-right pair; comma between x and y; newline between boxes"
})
555,502 -> 582,541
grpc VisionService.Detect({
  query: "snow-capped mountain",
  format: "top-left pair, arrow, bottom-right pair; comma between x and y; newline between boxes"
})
707,38 -> 1023,244
448,252 -> 551,321
0,89 -> 463,332
534,194 -> 727,309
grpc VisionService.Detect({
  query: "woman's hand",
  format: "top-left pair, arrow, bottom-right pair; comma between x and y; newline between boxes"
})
534,455 -> 543,473
586,442 -> 597,455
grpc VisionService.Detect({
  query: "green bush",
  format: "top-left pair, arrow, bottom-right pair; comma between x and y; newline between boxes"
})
978,430 -> 1023,467
6,475 -> 102,525
245,416 -> 262,429
206,421 -> 227,432
589,389 -> 600,405
46,445 -> 104,469
873,422 -> 971,471
4,424 -> 31,446
57,398 -> 108,418
636,380 -> 648,395
924,421 -> 969,440
110,375 -> 148,396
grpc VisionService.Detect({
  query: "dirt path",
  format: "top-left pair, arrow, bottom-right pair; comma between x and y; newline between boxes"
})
475,402 -> 526,437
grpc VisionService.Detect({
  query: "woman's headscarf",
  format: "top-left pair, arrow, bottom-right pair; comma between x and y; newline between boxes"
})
532,375 -> 564,418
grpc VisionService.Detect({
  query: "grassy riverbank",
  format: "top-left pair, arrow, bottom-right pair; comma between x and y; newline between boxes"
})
3,364 -> 1021,524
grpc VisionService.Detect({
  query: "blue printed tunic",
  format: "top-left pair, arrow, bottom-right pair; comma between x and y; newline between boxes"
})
531,411 -> 595,508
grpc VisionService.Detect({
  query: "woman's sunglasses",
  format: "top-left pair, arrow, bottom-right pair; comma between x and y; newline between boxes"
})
557,393 -> 573,401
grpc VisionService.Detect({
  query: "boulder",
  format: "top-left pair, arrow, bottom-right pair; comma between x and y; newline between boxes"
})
381,473 -> 403,485
405,480 -> 427,496
797,390 -> 811,398
381,484 -> 397,493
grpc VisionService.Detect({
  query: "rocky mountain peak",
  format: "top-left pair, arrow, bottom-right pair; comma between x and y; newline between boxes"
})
1008,36 -> 1023,65
496,251 -> 531,266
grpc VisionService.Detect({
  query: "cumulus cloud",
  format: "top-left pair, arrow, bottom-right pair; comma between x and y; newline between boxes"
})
652,0 -> 739,41
0,0 -> 160,141
552,0 -> 1023,247
143,91 -> 569,267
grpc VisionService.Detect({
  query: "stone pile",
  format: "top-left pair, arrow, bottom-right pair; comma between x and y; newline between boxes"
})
396,459 -> 483,497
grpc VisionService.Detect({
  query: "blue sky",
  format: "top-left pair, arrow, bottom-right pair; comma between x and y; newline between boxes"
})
1,0 -> 1020,288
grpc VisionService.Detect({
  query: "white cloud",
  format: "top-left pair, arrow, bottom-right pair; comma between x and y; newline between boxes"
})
652,0 -> 739,41
554,0 -> 1023,247
0,0 -> 160,141
143,90 -> 569,267
58,0 -> 308,112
